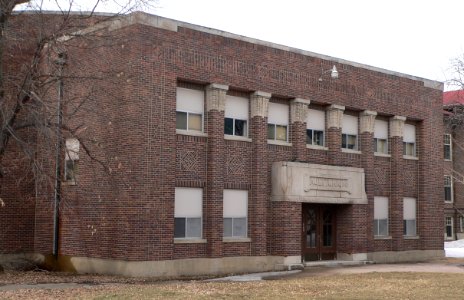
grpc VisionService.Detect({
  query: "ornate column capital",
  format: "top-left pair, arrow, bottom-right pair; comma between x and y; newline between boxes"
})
327,104 -> 345,129
360,110 -> 377,134
290,98 -> 311,123
206,83 -> 229,112
250,91 -> 271,118
389,115 -> 406,137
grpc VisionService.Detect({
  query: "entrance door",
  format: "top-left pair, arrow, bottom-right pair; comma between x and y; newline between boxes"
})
302,204 -> 336,261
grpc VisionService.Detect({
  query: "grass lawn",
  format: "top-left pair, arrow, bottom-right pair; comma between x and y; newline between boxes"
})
2,272 -> 464,299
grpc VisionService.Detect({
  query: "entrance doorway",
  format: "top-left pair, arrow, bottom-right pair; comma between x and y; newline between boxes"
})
302,204 -> 337,261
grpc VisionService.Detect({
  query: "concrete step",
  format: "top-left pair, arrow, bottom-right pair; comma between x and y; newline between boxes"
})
304,260 -> 374,268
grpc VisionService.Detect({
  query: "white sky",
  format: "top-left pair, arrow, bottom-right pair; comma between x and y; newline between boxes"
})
15,0 -> 464,90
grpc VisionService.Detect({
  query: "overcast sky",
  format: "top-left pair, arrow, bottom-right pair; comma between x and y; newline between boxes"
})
15,0 -> 464,90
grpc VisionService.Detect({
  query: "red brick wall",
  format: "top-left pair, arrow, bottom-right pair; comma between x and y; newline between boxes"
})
3,14 -> 445,262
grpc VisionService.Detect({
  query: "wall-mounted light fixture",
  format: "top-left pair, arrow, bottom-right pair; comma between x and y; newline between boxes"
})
319,65 -> 339,82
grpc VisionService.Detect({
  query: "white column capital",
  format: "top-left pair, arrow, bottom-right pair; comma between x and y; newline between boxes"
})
389,115 -> 406,137
250,91 -> 271,118
360,110 -> 377,133
327,104 -> 345,129
206,83 -> 229,112
290,98 -> 310,123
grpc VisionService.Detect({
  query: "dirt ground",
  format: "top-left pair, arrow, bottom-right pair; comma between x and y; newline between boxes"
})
1,258 -> 464,299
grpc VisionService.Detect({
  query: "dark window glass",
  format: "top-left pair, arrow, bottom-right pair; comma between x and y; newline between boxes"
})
314,130 -> 324,146
224,118 -> 234,135
174,218 -> 186,238
267,124 -> 275,140
444,145 -> 451,160
65,159 -> 77,181
306,129 -> 313,144
235,119 -> 246,136
445,187 -> 452,201
176,111 -> 187,130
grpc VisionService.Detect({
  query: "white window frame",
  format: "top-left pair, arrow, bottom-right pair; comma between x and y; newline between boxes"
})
224,95 -> 249,138
444,134 -> 452,161
223,189 -> 248,239
176,87 -> 205,133
174,187 -> 203,240
306,109 -> 325,147
445,216 -> 454,239
341,114 -> 358,150
374,196 -> 389,237
403,124 -> 416,157
374,119 -> 388,154
64,138 -> 79,183
444,175 -> 453,203
403,197 -> 417,237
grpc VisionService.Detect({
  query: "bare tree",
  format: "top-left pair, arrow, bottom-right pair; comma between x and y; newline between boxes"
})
0,0 -> 154,185
0,0 -> 155,256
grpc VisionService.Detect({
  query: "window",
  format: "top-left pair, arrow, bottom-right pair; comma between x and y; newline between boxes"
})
176,87 -> 204,132
224,95 -> 248,137
446,216 -> 454,239
174,187 -> 202,239
267,102 -> 289,142
460,216 -> 464,233
374,196 -> 389,237
444,175 -> 453,202
403,124 -> 416,156
403,197 -> 416,236
374,119 -> 388,154
444,134 -> 452,160
64,138 -> 79,182
342,114 -> 358,150
306,109 -> 325,146
223,189 -> 248,238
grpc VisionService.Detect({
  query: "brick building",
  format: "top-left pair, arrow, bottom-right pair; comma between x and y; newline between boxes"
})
443,90 -> 464,240
1,12 -> 444,277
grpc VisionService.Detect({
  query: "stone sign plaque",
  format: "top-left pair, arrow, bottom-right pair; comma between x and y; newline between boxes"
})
271,162 -> 367,204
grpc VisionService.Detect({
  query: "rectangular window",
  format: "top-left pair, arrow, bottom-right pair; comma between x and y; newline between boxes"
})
444,175 -> 453,202
444,134 -> 452,160
223,189 -> 248,238
403,124 -> 416,156
225,95 -> 248,137
374,119 -> 388,154
342,114 -> 358,150
64,138 -> 79,182
174,187 -> 202,239
446,216 -> 454,239
374,196 -> 389,237
403,197 -> 416,236
306,109 -> 325,146
267,102 -> 289,142
460,216 -> 464,233
176,87 -> 204,132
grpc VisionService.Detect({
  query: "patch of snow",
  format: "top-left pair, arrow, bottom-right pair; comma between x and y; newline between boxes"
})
445,239 -> 464,248
445,239 -> 464,257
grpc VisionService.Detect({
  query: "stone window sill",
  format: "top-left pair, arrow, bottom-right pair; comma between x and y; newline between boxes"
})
224,135 -> 252,142
341,148 -> 361,154
176,129 -> 208,138
374,235 -> 392,240
306,144 -> 328,151
223,237 -> 251,243
374,152 -> 391,158
403,155 -> 419,160
174,238 -> 207,244
445,201 -> 454,204
268,140 -> 292,147
403,235 -> 420,240
444,159 -> 453,162
62,180 -> 77,186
